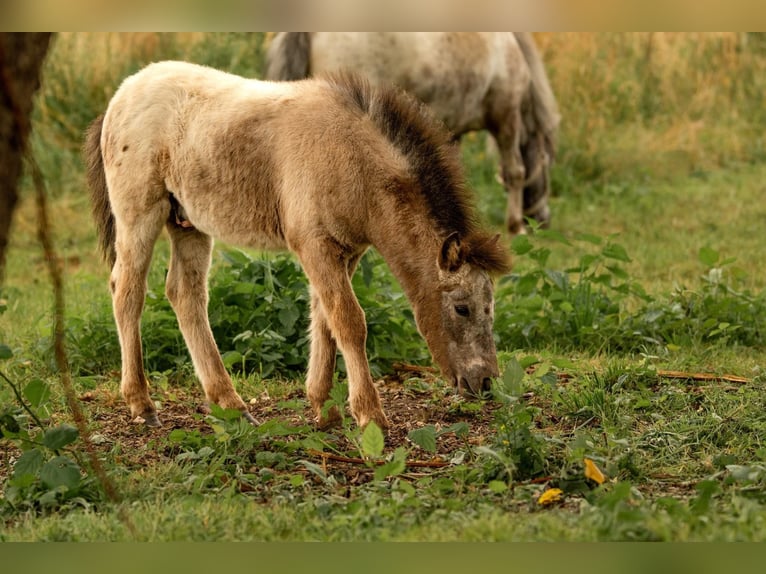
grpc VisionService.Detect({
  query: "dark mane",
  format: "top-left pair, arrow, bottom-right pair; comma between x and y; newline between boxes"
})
324,73 -> 480,240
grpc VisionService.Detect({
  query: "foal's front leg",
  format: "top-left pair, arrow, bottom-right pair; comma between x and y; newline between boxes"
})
305,290 -> 340,428
299,246 -> 389,429
305,254 -> 363,428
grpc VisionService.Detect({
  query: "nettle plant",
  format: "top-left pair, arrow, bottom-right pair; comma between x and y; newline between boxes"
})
0,349 -> 97,515
492,228 -> 766,354
63,248 -> 428,381
494,228 -> 650,353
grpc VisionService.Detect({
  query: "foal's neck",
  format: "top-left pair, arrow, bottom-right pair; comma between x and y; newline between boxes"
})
371,223 -> 447,367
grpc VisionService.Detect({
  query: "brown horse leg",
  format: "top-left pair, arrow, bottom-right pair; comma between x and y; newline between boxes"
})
110,204 -> 167,427
306,289 -> 339,428
298,245 -> 388,429
305,253 -> 363,428
164,225 -> 254,423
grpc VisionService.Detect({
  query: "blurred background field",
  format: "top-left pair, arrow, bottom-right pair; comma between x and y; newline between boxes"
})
2,33 -> 766,541
5,30 -> 766,367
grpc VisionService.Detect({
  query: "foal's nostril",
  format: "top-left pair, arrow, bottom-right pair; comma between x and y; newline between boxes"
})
481,377 -> 493,394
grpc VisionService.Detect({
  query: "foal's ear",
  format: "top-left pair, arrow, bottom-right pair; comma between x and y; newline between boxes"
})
438,232 -> 465,272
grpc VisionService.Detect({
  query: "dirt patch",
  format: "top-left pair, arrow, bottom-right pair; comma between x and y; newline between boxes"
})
0,367 -> 499,486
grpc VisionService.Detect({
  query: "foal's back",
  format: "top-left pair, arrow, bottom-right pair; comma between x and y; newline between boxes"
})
101,61 -> 407,250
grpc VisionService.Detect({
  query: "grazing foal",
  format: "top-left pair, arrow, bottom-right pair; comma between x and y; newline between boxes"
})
85,61 -> 511,429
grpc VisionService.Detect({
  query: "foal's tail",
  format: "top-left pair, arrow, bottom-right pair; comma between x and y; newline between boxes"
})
513,32 -> 560,159
84,113 -> 117,268
265,32 -> 312,80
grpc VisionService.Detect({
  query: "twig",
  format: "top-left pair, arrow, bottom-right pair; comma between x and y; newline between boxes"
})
392,362 -> 438,374
306,448 -> 450,468
0,369 -> 47,430
29,149 -> 138,539
656,370 -> 750,384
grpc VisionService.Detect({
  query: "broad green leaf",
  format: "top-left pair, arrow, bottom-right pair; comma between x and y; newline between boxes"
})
0,343 -> 12,360
551,357 -> 577,369
497,358 -> 525,399
529,247 -> 551,267
12,448 -> 44,485
440,422 -> 470,439
374,448 -> 407,481
690,480 -> 720,515
278,305 -> 300,330
23,379 -> 50,409
408,426 -> 437,453
208,404 -> 243,421
42,424 -> 79,450
575,232 -> 603,245
698,246 -> 719,267
361,421 -> 385,458
221,350 -> 244,369
1,412 -> 20,434
39,456 -> 81,490
488,480 -> 508,493
511,234 -> 533,255
602,243 -> 631,263
536,229 -> 571,245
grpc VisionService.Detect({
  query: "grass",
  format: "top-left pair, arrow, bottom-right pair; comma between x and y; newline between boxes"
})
2,32 -> 766,542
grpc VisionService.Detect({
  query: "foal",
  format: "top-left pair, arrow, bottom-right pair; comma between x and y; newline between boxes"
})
85,61 -> 511,429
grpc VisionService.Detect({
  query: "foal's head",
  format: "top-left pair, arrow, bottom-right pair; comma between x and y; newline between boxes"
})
429,232 -> 511,396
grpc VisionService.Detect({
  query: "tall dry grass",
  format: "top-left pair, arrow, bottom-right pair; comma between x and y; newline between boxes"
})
28,32 -> 766,197
536,32 -> 766,190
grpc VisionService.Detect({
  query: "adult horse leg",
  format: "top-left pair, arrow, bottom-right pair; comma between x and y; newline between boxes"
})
110,201 -> 167,427
298,243 -> 388,429
489,106 -> 526,235
305,253 -> 363,428
164,225 -> 255,423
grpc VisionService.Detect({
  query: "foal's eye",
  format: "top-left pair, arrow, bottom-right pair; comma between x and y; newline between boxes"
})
455,305 -> 470,317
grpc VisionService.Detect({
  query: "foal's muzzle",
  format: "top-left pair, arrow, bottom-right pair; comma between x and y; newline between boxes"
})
456,365 -> 498,398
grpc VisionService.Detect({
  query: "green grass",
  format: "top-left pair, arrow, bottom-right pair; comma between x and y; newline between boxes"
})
2,33 -> 766,541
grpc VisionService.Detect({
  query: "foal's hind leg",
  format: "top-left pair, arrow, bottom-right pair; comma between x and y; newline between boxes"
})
164,225 -> 255,423
298,245 -> 388,429
110,203 -> 167,426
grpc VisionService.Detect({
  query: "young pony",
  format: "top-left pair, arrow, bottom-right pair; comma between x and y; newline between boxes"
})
266,32 -> 560,235
85,61 -> 511,429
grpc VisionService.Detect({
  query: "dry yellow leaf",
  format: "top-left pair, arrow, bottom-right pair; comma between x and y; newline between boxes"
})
537,488 -> 564,506
584,458 -> 606,484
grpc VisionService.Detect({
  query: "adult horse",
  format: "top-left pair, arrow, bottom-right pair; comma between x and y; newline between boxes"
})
266,32 -> 560,235
84,61 -> 511,430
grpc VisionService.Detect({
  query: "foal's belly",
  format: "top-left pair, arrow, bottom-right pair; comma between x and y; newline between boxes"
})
173,192 -> 288,252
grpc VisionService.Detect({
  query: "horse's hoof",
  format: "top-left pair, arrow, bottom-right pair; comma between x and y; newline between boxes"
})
133,411 -> 162,427
242,410 -> 259,426
316,405 -> 342,429
359,412 -> 390,432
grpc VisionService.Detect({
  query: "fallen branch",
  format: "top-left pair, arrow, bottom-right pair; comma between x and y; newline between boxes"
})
656,370 -> 750,384
306,448 -> 450,468
391,362 -> 438,374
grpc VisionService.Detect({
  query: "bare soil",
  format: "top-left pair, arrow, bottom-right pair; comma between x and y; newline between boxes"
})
1,367 -> 500,486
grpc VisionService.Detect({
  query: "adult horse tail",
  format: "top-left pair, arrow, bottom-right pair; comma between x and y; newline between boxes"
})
265,32 -> 312,80
513,32 -> 560,160
84,113 -> 116,268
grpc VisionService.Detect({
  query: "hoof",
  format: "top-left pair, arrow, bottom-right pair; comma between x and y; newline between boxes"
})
317,405 -> 343,430
358,411 -> 390,432
242,410 -> 259,426
133,410 -> 162,428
